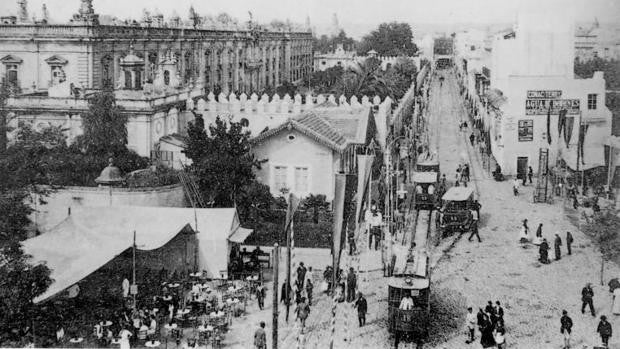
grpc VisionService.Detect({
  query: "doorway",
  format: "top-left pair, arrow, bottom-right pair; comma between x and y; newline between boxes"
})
517,157 -> 528,180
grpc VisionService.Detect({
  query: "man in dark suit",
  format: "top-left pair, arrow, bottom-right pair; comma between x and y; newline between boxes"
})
582,283 -> 595,316
354,292 -> 367,327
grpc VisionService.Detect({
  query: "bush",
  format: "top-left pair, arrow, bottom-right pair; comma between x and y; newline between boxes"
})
126,165 -> 179,188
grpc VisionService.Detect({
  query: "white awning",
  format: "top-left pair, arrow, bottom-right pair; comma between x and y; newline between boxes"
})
562,146 -> 606,171
228,227 -> 253,244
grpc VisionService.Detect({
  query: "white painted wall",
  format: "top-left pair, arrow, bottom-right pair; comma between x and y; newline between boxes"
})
251,129 -> 337,200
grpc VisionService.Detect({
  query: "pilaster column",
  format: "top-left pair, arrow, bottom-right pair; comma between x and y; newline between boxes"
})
274,45 -> 280,86
143,43 -> 149,84
198,43 -> 206,86
284,39 -> 292,82
233,44 -> 240,92
260,44 -> 267,90
221,45 -> 230,94
210,47 -> 217,91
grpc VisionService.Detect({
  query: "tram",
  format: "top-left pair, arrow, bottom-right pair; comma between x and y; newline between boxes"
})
437,187 -> 475,237
412,171 -> 439,210
415,153 -> 440,173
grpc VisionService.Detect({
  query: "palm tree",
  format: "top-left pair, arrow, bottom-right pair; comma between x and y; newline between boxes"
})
333,58 -> 392,99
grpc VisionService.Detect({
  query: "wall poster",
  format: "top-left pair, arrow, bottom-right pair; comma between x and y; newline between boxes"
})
518,119 -> 533,142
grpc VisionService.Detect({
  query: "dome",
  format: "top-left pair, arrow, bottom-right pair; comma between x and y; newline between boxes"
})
95,158 -> 124,185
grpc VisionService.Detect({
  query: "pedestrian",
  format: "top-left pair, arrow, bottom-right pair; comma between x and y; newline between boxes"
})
572,195 -> 579,209
354,292 -> 367,327
612,286 -> 620,315
295,297 -> 310,329
281,280 -> 292,306
566,231 -> 573,255
256,283 -> 265,310
528,166 -> 534,184
513,178 -> 520,196
296,262 -> 307,288
463,164 -> 470,182
371,209 -> 382,251
582,283 -> 596,316
536,223 -> 543,238
519,219 -> 530,243
480,316 -> 496,348
468,219 -> 481,242
466,307 -> 477,343
554,234 -> 562,260
539,238 -> 550,264
470,133 -> 475,146
560,310 -> 573,349
473,200 -> 481,218
477,308 -> 486,333
348,229 -> 357,255
253,321 -> 267,349
495,301 -> 504,321
305,277 -> 313,306
346,267 -> 357,302
494,327 -> 506,349
597,315 -> 612,347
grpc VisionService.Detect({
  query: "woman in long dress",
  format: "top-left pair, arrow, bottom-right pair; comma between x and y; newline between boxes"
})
612,288 -> 620,315
519,219 -> 530,243
119,328 -> 132,349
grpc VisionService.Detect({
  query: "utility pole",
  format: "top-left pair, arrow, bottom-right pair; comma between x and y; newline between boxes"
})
132,230 -> 137,310
272,243 -> 279,349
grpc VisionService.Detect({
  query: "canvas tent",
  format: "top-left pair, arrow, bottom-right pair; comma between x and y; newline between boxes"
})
22,206 -> 247,303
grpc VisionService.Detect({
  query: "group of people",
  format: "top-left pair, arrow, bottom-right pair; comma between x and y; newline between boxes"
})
280,262 -> 313,329
518,219 -> 574,264
465,301 -> 506,348
560,300 -> 614,349
455,163 -> 471,186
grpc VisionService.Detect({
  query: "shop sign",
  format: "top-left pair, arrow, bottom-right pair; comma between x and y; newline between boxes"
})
518,120 -> 533,142
525,98 -> 580,115
527,90 -> 562,99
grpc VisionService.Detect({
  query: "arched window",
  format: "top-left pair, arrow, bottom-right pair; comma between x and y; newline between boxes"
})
164,70 -> 170,86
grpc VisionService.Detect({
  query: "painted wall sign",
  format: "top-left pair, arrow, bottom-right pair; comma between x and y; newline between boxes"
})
525,99 -> 580,115
526,90 -> 562,99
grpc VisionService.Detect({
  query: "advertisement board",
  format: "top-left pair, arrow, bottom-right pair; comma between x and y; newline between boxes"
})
518,120 -> 533,141
525,99 -> 580,115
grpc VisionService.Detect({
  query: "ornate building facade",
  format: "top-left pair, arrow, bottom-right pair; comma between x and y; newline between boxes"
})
1,0 -> 313,158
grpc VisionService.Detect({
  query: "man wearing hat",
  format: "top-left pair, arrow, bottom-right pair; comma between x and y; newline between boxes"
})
597,315 -> 612,347
581,282 -> 595,316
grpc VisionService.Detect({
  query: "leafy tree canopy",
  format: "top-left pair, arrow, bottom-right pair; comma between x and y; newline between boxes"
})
313,30 -> 358,54
76,90 -> 128,156
574,57 -> 620,90
357,22 -> 418,56
184,116 -> 263,207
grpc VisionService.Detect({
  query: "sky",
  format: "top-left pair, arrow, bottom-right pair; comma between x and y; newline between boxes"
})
1,0 -> 619,38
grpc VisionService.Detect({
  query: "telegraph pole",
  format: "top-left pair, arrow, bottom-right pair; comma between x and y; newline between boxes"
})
272,243 -> 279,349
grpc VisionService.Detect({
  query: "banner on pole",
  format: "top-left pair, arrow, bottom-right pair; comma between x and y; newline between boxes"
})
355,155 -> 375,225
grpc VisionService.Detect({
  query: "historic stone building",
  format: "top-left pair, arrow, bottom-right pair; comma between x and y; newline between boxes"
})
1,0 -> 313,158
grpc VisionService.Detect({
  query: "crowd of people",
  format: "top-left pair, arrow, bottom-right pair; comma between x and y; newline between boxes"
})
465,301 -> 506,348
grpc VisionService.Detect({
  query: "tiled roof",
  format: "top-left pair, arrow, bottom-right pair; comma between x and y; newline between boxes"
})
250,103 -> 372,152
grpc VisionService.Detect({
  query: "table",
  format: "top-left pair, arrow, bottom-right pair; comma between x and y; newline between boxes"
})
111,339 -> 121,345
162,296 -> 172,301
69,338 -> 83,343
177,309 -> 191,315
168,283 -> 180,288
145,340 -> 161,347
104,321 -> 113,327
163,324 -> 178,330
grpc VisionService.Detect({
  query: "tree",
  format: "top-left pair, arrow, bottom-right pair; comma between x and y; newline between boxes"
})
582,211 -> 620,285
313,30 -> 357,54
76,90 -> 127,156
308,66 -> 344,93
276,81 -> 298,98
303,194 -> 329,224
358,22 -> 418,56
334,57 -> 391,99
236,180 -> 274,226
184,116 -> 262,207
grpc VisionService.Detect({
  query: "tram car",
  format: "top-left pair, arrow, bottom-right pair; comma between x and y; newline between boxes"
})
415,153 -> 440,173
387,250 -> 431,343
437,187 -> 475,237
412,171 -> 439,210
